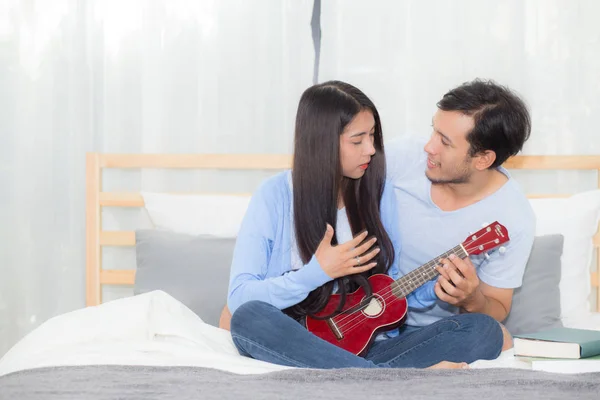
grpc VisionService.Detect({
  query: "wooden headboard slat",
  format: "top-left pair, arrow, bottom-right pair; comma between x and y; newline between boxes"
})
99,231 -> 135,247
503,156 -> 600,169
98,192 -> 578,208
99,154 -> 292,169
101,270 -> 136,285
99,192 -> 252,207
85,154 -> 102,306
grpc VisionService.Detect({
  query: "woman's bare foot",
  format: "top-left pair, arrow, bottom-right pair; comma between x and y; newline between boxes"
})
219,305 -> 232,331
427,361 -> 469,369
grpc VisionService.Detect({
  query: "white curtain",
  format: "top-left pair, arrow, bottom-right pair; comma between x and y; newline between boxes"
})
320,0 -> 600,192
0,0 -> 315,356
2,0 -> 600,357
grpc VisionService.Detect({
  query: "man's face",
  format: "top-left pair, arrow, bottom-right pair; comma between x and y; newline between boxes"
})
424,109 -> 477,185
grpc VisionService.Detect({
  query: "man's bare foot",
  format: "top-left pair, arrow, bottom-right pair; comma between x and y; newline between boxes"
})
427,361 -> 469,369
499,323 -> 513,351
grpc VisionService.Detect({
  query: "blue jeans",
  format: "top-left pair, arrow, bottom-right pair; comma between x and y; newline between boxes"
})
230,300 -> 503,368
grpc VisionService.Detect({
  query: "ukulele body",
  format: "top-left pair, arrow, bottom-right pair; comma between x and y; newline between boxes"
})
305,274 -> 408,357
305,221 -> 509,357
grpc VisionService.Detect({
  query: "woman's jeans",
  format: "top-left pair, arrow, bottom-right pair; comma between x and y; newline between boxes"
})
230,300 -> 503,369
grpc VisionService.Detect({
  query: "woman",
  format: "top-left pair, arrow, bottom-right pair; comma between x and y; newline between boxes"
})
226,81 -> 502,369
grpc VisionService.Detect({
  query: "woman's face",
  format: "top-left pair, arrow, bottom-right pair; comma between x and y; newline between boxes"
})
339,109 -> 376,179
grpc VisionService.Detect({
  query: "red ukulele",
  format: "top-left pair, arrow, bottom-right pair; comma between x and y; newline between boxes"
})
305,221 -> 509,356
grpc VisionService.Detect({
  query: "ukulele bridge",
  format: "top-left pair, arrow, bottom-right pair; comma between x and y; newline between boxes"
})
326,318 -> 344,340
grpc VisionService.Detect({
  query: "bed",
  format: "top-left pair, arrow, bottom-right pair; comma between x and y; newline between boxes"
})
0,152 -> 599,399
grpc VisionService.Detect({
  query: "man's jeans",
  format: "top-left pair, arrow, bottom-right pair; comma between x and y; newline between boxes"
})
230,300 -> 503,368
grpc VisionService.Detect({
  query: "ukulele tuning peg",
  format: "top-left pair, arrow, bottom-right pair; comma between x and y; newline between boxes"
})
498,246 -> 506,254
484,252 -> 490,260
482,222 -> 490,227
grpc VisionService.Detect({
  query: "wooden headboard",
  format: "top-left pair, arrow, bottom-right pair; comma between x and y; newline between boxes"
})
86,153 -> 600,311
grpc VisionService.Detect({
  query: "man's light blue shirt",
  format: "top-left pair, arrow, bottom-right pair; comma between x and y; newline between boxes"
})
385,136 -> 535,327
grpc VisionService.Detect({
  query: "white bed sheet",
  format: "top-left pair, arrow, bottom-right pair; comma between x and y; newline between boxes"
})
0,291 -> 290,377
1,291 -> 598,377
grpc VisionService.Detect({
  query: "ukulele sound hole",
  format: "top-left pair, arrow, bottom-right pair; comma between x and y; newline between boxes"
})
361,294 -> 384,318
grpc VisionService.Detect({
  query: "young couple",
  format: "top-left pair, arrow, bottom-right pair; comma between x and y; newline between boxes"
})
223,79 -> 535,369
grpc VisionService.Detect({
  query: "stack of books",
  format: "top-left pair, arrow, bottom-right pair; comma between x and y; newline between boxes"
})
514,327 -> 600,373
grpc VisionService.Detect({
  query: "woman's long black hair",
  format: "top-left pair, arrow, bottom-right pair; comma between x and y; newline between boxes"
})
283,81 -> 395,320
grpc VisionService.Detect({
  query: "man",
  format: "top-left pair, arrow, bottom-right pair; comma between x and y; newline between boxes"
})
385,79 -> 535,350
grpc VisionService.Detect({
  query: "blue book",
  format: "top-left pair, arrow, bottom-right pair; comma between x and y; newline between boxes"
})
514,327 -> 600,359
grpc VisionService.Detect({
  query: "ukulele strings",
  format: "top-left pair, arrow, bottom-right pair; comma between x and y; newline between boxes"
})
331,239 -> 476,329
331,231 -> 496,329
333,238 -> 499,336
332,236 -> 493,332
335,240 -> 497,336
330,236 -> 500,335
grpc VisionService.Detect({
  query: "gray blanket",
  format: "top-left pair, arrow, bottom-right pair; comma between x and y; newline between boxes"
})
0,365 -> 599,400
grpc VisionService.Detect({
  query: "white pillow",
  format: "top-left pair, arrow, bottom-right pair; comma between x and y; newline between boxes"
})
141,192 -> 251,238
528,190 -> 600,322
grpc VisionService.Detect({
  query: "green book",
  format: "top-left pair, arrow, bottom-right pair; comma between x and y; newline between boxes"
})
514,327 -> 600,359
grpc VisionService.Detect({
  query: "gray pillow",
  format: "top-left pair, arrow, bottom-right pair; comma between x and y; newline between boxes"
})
134,229 -> 235,327
503,234 -> 564,335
